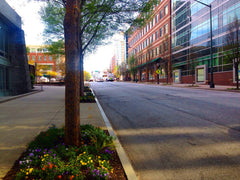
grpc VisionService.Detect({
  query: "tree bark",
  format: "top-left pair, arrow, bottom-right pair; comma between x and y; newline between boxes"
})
64,0 -> 81,146
235,62 -> 239,89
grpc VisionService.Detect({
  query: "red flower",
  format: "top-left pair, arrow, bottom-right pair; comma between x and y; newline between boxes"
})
58,175 -> 62,179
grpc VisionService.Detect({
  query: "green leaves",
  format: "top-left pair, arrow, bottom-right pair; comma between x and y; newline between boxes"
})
40,0 -> 155,56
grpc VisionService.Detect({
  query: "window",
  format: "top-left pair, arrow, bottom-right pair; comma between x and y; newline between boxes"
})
44,56 -> 47,61
164,42 -> 168,52
160,10 -> 163,19
197,68 -> 204,82
153,17 -> 155,27
38,56 -> 42,61
156,14 -> 159,23
160,28 -> 163,37
165,24 -> 168,34
165,5 -> 168,15
153,33 -> 155,42
156,47 -> 159,55
149,36 -> 152,44
146,25 -> 148,32
149,22 -> 152,30
49,56 -> 52,61
160,45 -> 163,54
32,55 -> 35,61
156,31 -> 159,39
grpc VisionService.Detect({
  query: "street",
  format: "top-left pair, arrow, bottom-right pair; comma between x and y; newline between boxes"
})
91,82 -> 240,180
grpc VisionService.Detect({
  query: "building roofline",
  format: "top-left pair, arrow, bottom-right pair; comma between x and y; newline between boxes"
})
0,0 -> 22,29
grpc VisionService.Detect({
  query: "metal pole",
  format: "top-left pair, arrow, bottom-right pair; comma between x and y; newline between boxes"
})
193,0 -> 214,88
209,4 -> 215,88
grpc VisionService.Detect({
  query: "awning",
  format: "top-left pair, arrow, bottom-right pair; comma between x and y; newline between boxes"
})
135,57 -> 162,68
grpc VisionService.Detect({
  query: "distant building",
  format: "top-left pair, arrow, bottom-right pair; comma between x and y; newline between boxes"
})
27,45 -> 65,81
110,55 -> 117,75
0,0 -> 31,96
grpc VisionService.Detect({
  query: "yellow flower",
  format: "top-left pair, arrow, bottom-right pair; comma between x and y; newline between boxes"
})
41,158 -> 45,162
29,168 -> 33,173
89,157 -> 91,159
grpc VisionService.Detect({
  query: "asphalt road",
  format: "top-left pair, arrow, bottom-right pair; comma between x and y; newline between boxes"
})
91,82 -> 240,180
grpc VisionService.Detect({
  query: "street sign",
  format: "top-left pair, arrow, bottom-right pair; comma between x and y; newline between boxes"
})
156,69 -> 161,74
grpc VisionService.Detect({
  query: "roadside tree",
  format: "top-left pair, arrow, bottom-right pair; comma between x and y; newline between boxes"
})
224,16 -> 240,89
37,0 -> 157,146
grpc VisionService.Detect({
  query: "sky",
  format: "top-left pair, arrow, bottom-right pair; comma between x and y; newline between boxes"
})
5,0 -> 115,72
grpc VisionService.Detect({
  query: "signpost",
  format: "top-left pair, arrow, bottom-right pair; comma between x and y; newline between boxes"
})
156,69 -> 161,84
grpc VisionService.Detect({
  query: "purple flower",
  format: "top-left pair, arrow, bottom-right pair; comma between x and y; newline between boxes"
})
29,153 -> 34,157
19,161 -> 22,165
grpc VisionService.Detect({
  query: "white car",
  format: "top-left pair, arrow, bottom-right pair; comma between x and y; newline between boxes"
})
40,77 -> 49,82
50,78 -> 56,82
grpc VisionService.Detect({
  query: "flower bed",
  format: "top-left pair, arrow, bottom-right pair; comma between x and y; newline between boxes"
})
80,92 -> 96,103
4,125 -> 127,180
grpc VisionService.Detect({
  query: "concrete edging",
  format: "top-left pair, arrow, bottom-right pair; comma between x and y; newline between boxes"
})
92,89 -> 138,180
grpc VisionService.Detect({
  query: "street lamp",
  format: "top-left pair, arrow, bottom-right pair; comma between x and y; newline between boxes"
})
193,0 -> 215,88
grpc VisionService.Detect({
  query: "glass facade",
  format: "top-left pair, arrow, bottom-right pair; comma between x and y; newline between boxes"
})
171,0 -> 240,78
0,21 -> 10,96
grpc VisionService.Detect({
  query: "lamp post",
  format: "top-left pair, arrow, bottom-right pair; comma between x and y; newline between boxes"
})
193,0 -> 215,88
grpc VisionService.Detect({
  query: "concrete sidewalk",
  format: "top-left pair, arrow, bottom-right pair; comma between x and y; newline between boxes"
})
0,86 -> 111,179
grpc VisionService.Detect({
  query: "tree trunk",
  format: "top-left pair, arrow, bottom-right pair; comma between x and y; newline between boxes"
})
64,0 -> 81,146
236,62 -> 239,89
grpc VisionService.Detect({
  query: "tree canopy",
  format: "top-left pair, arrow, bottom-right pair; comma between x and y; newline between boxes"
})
37,0 -> 158,146
40,0 -> 157,56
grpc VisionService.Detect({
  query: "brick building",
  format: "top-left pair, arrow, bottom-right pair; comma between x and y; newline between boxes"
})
127,0 -> 171,83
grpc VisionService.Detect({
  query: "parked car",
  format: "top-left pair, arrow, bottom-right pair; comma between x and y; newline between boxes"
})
40,76 -> 49,82
50,78 -> 56,82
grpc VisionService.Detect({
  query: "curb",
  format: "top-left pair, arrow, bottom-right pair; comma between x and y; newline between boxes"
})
124,81 -> 240,93
0,89 -> 42,104
92,89 -> 138,180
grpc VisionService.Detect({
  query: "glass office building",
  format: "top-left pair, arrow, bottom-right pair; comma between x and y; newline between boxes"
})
0,0 -> 31,96
171,0 -> 240,85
